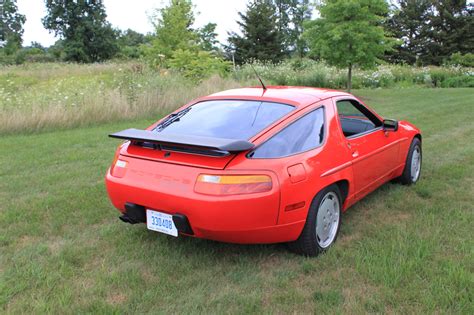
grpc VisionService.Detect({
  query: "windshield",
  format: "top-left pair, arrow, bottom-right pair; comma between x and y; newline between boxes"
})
154,100 -> 294,140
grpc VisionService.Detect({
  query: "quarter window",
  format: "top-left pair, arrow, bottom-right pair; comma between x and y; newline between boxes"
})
249,107 -> 325,158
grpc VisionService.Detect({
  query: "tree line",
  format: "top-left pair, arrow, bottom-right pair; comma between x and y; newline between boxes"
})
1,0 -> 473,85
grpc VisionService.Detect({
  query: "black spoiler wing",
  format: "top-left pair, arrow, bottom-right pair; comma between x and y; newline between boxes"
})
109,128 -> 255,154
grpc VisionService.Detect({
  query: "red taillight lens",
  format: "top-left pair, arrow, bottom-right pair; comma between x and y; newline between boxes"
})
194,174 -> 272,195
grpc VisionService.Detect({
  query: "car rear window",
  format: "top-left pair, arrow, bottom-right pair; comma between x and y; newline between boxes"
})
154,100 -> 294,140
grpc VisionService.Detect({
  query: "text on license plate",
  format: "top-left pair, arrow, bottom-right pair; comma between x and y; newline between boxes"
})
146,209 -> 178,237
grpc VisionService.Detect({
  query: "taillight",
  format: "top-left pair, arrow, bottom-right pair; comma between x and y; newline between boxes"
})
110,143 -> 128,177
194,174 -> 272,195
110,158 -> 128,177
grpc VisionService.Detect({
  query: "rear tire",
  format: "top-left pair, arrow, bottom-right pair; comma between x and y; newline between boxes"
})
288,185 -> 342,256
399,137 -> 422,185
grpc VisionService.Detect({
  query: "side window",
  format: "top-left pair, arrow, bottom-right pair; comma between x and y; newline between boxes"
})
336,100 -> 381,138
249,107 -> 325,158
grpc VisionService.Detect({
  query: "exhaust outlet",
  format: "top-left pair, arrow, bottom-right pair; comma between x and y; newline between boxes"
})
118,203 -> 147,224
119,214 -> 138,224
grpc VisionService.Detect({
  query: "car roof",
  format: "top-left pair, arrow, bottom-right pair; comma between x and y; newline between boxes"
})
207,86 -> 352,108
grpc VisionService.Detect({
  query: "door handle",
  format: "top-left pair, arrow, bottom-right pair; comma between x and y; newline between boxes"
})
352,151 -> 359,158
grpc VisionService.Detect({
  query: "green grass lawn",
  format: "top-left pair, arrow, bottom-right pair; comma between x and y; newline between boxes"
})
1,88 -> 473,313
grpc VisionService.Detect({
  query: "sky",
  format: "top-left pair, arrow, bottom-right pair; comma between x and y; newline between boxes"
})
17,0 -> 249,47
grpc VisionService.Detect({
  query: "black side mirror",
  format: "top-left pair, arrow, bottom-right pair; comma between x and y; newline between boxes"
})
383,119 -> 398,131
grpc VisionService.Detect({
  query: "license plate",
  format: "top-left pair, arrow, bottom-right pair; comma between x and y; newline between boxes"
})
146,209 -> 178,237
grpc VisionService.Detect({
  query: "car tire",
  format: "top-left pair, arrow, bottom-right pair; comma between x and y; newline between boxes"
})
399,137 -> 422,185
288,184 -> 342,256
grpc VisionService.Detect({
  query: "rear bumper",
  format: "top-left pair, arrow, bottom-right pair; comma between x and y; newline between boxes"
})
105,166 -> 304,244
120,202 -> 194,235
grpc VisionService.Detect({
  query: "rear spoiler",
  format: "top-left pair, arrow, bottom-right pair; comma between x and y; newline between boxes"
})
109,128 -> 255,155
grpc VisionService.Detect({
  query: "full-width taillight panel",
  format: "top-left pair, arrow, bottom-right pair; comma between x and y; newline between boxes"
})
194,174 -> 272,195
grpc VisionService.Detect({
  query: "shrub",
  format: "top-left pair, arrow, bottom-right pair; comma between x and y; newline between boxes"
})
168,49 -> 231,81
446,53 -> 474,67
441,75 -> 474,88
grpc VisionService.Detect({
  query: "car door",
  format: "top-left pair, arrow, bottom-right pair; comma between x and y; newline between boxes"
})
334,98 -> 400,198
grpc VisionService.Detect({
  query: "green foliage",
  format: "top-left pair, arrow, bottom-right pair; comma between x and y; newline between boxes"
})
440,75 -> 474,88
144,0 -> 228,80
227,0 -> 285,64
42,0 -> 118,62
288,0 -> 313,57
145,0 -> 197,63
116,29 -> 149,59
168,49 -> 230,80
0,44 -> 55,65
274,0 -> 313,57
226,0 -> 312,62
384,0 -> 432,65
197,23 -> 219,52
446,53 -> 474,67
425,1 -> 473,66
385,1 -> 474,66
304,0 -> 395,90
0,0 -> 26,55
14,47 -> 55,64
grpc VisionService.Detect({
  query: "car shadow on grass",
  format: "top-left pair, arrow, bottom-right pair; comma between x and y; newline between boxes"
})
140,227 -> 290,258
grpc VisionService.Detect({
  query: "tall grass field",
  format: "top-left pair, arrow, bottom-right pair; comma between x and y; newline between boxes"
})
0,63 -> 473,313
0,61 -> 472,134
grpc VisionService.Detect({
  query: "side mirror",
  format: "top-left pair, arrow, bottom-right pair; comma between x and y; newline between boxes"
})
383,119 -> 398,132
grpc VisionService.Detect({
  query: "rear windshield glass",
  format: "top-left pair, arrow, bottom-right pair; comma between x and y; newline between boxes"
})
154,100 -> 294,140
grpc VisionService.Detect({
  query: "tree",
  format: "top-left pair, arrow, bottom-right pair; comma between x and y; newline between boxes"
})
289,0 -> 313,57
146,0 -> 197,62
42,0 -> 118,62
384,0 -> 432,64
117,29 -> 148,59
304,0 -> 394,90
274,0 -> 291,55
385,0 -> 473,65
197,23 -> 219,52
424,0 -> 473,65
144,0 -> 228,79
227,0 -> 285,64
274,0 -> 313,57
0,0 -> 26,55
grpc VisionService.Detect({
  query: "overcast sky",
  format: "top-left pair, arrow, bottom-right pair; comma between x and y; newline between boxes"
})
17,0 -> 249,47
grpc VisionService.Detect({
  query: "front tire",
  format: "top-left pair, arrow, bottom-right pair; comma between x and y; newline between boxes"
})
399,137 -> 422,185
288,185 -> 342,256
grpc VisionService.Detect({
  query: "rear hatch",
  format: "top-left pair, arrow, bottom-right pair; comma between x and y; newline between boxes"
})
120,141 -> 238,170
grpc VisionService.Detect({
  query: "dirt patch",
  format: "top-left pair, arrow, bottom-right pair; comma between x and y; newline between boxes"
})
106,292 -> 128,305
17,235 -> 39,248
47,238 -> 67,254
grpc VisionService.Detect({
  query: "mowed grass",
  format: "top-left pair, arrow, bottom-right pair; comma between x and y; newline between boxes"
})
0,88 -> 473,313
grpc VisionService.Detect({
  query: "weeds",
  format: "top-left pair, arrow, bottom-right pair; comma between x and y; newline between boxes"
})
0,61 -> 472,134
0,62 -> 249,134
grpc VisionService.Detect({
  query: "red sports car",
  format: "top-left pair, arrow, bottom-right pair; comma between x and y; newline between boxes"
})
106,86 -> 421,256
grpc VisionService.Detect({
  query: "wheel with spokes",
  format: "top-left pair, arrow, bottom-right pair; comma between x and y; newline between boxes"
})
399,137 -> 422,185
288,185 -> 342,256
